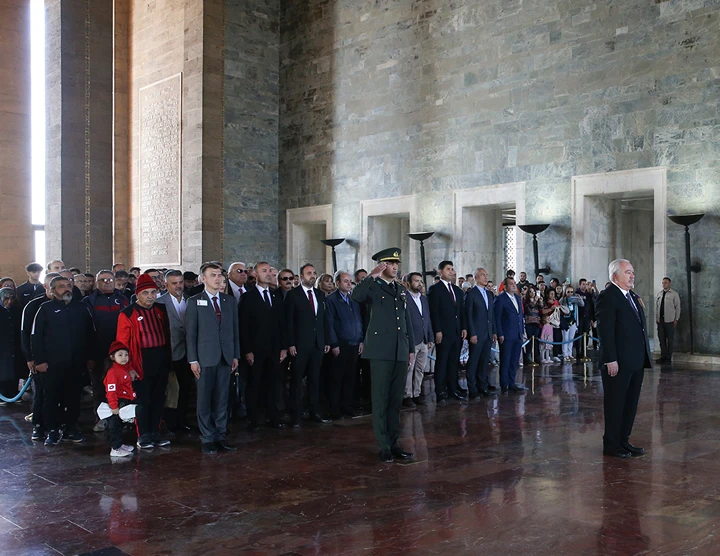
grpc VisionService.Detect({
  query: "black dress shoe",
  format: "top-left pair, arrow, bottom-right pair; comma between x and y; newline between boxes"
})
309,413 -> 331,424
378,450 -> 393,463
216,440 -> 237,452
290,420 -> 301,429
622,443 -> 645,456
500,387 -> 509,394
603,448 -> 632,459
390,446 -> 413,460
459,388 -> 468,396
202,442 -> 217,454
451,391 -> 468,401
402,398 -> 416,408
412,397 -> 425,406
436,391 -> 448,401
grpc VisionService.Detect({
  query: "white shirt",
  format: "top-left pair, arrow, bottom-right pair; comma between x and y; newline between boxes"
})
228,281 -> 246,302
302,285 -> 317,315
257,284 -> 272,306
506,291 -> 519,313
440,279 -> 456,301
613,282 -> 638,313
204,289 -> 222,313
170,293 -> 186,322
409,290 -> 423,314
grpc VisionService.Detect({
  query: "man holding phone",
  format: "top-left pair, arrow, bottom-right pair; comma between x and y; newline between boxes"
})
577,278 -> 596,348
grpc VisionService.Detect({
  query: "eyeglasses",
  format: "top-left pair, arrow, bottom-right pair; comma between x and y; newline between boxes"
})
280,276 -> 293,281
99,278 -> 115,283
234,269 -> 247,274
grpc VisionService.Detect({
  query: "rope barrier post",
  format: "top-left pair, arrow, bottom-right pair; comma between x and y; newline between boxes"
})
580,333 -> 591,362
530,335 -> 539,367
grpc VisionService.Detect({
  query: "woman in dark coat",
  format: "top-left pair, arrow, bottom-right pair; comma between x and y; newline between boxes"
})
0,287 -> 19,402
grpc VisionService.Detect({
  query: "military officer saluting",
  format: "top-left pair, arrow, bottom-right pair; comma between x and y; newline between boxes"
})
352,248 -> 415,463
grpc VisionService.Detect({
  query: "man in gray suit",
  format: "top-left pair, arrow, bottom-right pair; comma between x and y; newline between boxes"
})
465,267 -> 497,398
403,272 -> 433,407
185,262 -> 241,454
155,270 -> 193,432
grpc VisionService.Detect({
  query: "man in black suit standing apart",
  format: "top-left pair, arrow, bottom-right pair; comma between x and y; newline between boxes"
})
238,262 -> 288,431
185,262 -> 241,454
597,258 -> 652,458
465,267 -> 497,398
428,260 -> 467,402
285,263 -> 330,427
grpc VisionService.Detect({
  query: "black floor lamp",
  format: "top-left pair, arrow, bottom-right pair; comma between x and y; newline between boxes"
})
320,238 -> 345,275
408,232 -> 436,289
668,214 -> 704,353
518,224 -> 551,277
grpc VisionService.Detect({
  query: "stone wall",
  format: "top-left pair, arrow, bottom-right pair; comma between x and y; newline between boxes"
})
223,0 -> 280,266
278,0 -> 720,353
0,0 -> 33,279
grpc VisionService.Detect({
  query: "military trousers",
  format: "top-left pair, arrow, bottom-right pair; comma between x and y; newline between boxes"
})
370,359 -> 407,451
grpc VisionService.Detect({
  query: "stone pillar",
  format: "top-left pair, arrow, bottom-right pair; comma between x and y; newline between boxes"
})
0,0 -> 33,279
45,0 -> 114,272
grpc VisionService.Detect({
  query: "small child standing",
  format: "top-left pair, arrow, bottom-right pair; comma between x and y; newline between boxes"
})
105,341 -> 138,457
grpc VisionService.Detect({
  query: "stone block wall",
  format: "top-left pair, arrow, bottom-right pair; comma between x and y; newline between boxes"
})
278,0 -> 720,353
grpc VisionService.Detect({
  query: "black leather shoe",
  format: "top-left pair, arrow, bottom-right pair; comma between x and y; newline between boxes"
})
216,440 -> 237,452
451,391 -> 468,401
390,446 -> 413,460
622,443 -> 645,456
202,442 -> 217,454
436,391 -> 448,401
459,388 -> 468,396
309,413 -> 330,424
412,397 -> 426,406
402,398 -> 416,408
603,448 -> 632,459
501,387 -> 509,394
378,450 -> 393,463
291,420 -> 301,428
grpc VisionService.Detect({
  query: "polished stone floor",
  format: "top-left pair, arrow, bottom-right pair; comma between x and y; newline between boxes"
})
1,361 -> 720,555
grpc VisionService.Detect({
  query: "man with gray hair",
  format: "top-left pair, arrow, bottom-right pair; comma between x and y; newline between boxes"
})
227,262 -> 248,302
596,258 -> 652,458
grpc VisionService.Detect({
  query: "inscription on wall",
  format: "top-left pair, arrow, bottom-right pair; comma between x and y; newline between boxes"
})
138,74 -> 182,267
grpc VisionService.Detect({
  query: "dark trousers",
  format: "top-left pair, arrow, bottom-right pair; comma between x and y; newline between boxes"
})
42,364 -> 83,432
291,347 -> 323,419
433,333 -> 462,395
602,367 -> 644,450
245,353 -> 281,425
498,338 -> 521,389
135,347 -> 169,442
657,322 -> 675,359
196,362 -> 232,444
32,373 -> 45,427
525,323 -> 541,363
357,359 -> 372,401
330,345 -> 358,415
108,399 -> 133,450
90,361 -> 107,411
370,359 -> 406,451
172,357 -> 194,427
467,336 -> 492,394
0,380 -> 17,399
227,370 -> 246,420
553,327 -> 563,357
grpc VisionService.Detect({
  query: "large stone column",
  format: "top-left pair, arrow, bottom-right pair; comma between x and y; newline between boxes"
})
45,0 -> 113,271
0,0 -> 33,279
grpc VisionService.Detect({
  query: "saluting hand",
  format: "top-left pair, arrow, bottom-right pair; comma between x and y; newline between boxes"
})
370,262 -> 387,278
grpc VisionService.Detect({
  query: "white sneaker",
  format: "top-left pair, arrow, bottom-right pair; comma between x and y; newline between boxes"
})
110,447 -> 132,457
120,444 -> 135,453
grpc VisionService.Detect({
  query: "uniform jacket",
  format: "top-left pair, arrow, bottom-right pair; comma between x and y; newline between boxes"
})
31,299 -> 95,368
351,276 -> 414,362
597,285 -> 652,371
104,362 -> 137,409
185,290 -> 240,368
155,292 -> 187,361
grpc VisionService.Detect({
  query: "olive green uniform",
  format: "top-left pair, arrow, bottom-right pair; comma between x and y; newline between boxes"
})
352,276 -> 415,451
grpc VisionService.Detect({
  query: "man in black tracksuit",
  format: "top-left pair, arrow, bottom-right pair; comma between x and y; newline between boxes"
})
31,276 -> 95,446
20,273 -> 60,441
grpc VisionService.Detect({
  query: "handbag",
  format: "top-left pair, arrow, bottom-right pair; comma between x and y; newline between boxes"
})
548,307 -> 561,328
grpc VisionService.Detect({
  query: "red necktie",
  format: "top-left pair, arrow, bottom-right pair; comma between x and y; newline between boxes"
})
308,290 -> 315,314
447,283 -> 456,305
212,296 -> 222,323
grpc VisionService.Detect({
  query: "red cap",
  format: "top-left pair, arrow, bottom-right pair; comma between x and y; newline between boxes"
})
135,274 -> 157,294
108,340 -> 129,356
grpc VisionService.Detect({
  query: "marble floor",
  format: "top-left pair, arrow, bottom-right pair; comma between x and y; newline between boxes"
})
1,362 -> 719,555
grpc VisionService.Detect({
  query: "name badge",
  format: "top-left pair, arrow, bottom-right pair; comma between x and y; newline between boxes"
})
197,300 -> 208,306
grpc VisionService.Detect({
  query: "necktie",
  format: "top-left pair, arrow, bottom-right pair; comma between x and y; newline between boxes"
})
447,283 -> 456,305
263,289 -> 272,307
659,291 -> 666,322
480,288 -> 488,309
308,290 -> 315,314
212,296 -> 222,323
626,292 -> 640,320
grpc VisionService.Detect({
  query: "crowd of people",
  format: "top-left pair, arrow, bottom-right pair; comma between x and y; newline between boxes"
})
0,255 -> 678,460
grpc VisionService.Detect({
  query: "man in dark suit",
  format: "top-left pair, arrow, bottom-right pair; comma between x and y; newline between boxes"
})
465,267 -> 497,398
404,272 -> 433,407
494,277 -> 527,394
284,263 -> 330,426
238,262 -> 288,431
326,271 -> 364,420
185,262 -> 240,454
597,258 -> 652,458
428,260 -> 467,402
352,248 -> 415,463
